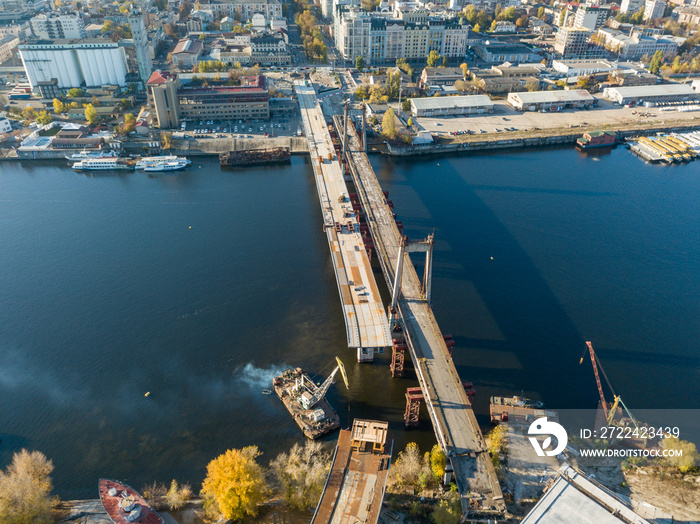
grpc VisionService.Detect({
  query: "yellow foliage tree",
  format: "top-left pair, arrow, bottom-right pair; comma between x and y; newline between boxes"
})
201,446 -> 267,521
429,445 -> 446,481
382,108 -> 397,139
662,437 -> 699,473
84,103 -> 98,125
0,449 -> 56,523
53,98 -> 65,114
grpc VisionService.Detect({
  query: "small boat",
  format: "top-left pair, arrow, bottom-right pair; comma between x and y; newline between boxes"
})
72,157 -> 133,171
99,479 -> 163,524
135,155 -> 191,170
65,150 -> 114,161
262,388 -> 272,395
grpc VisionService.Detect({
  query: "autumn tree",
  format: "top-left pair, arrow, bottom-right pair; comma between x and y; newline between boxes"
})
53,98 -> 65,114
201,446 -> 267,521
67,87 -> 85,97
537,6 -> 545,19
355,56 -> 365,71
460,62 -> 468,77
270,440 -> 331,510
388,442 -> 433,491
525,78 -> 540,91
430,492 -> 461,524
84,103 -> 98,125
427,50 -> 441,67
36,110 -> 52,125
662,437 -> 699,473
22,106 -> 36,121
429,445 -> 446,482
407,116 -> 413,128
0,449 -> 56,523
165,479 -> 191,510
121,113 -> 136,134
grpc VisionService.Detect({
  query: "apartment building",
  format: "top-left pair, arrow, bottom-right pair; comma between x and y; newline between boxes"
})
573,3 -> 612,30
334,7 -> 470,64
30,14 -> 86,40
196,0 -> 282,21
644,0 -> 666,21
554,27 -> 593,57
620,0 -> 645,14
596,27 -> 678,59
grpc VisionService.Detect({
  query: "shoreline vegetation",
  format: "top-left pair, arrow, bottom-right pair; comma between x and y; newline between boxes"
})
4,433 -> 698,523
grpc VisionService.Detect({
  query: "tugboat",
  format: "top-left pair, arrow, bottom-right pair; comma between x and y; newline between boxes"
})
273,357 -> 349,439
99,479 -> 163,524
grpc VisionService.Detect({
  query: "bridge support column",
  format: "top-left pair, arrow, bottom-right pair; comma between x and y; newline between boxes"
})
404,387 -> 424,427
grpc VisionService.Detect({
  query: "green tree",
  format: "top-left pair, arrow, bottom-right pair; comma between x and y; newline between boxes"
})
0,449 -> 56,523
429,445 -> 446,482
441,56 -> 448,67
355,56 -> 365,71
649,50 -> 664,74
201,447 -> 267,521
67,88 -> 85,97
402,99 -> 411,112
270,440 -> 331,510
53,98 -> 65,114
36,110 -> 52,125
576,76 -> 590,89
630,6 -> 644,24
427,50 -> 441,67
84,103 -> 98,125
525,78 -> 540,91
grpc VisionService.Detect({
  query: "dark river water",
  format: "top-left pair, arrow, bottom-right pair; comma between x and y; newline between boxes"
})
1,147 -> 698,499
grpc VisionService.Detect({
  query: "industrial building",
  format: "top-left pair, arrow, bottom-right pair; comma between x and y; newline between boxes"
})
147,71 -> 269,129
409,95 -> 494,117
18,39 -> 128,90
603,84 -> 699,105
507,89 -> 596,111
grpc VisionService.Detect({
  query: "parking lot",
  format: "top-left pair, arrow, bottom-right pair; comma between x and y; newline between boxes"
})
413,95 -> 700,138
179,114 -> 302,140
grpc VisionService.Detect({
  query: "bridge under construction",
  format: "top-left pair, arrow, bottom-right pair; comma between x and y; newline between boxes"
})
294,82 -> 504,516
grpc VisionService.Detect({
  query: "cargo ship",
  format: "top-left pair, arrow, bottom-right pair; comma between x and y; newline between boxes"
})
98,478 -> 163,524
219,147 -> 291,167
576,130 -> 618,150
273,358 -> 348,439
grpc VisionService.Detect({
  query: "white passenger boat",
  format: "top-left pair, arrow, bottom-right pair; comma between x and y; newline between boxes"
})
65,150 -> 114,161
72,157 -> 132,171
135,155 -> 191,170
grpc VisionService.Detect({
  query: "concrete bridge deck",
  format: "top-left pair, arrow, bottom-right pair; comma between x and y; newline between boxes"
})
336,114 -> 505,515
295,81 -> 391,361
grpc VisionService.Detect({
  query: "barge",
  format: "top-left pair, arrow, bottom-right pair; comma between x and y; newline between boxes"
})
576,130 -> 618,150
99,478 -> 163,524
219,147 -> 291,167
273,358 -> 348,439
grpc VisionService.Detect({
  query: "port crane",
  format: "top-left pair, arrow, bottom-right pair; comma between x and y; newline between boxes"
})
298,357 -> 349,410
579,341 -> 637,427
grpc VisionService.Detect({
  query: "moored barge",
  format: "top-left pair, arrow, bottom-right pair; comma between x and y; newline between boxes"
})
219,147 -> 291,167
273,360 -> 348,439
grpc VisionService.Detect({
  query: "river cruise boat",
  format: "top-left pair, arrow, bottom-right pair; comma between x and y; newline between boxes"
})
135,155 -> 191,170
65,150 -> 114,161
98,479 -> 163,524
72,158 -> 132,171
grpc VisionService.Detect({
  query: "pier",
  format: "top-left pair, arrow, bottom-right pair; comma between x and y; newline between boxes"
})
295,81 -> 391,362
335,113 -> 505,514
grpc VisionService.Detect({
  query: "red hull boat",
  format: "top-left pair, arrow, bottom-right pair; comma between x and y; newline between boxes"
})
99,479 -> 164,524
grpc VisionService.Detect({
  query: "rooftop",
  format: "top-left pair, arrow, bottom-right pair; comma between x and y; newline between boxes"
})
410,94 -> 494,109
605,84 -> 696,97
172,38 -> 203,55
509,89 -> 595,103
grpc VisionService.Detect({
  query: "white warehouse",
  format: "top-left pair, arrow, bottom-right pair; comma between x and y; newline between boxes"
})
19,39 -> 128,90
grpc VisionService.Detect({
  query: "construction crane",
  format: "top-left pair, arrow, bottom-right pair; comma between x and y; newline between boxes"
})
299,357 -> 349,410
606,395 -> 639,428
579,341 -> 616,420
